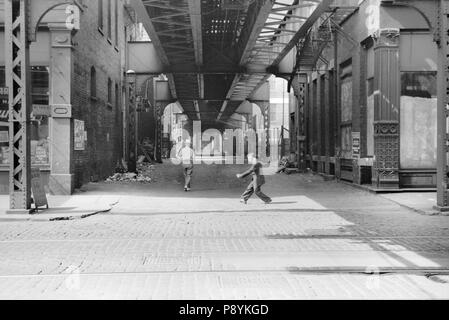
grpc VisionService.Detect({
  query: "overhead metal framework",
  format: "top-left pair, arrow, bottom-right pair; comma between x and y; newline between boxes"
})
132,0 -> 349,124
293,3 -> 357,71
219,0 -> 330,120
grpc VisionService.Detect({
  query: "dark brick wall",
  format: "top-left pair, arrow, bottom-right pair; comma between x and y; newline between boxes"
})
71,1 -> 127,188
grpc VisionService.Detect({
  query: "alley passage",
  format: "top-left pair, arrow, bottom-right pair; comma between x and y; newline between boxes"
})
0,162 -> 449,299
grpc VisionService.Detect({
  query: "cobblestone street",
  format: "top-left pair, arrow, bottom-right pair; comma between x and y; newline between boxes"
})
0,163 -> 448,299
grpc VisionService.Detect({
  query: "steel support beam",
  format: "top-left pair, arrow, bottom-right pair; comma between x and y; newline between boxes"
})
5,0 -> 32,212
237,0 -> 275,65
188,0 -> 203,120
130,0 -> 177,99
166,74 -> 178,100
187,0 -> 203,65
131,1 -> 169,65
270,0 -> 332,69
217,75 -> 242,120
218,0 -> 274,120
436,0 -> 449,211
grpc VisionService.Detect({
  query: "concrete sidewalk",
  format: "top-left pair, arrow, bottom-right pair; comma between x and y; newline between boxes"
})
379,192 -> 445,216
0,194 -> 119,222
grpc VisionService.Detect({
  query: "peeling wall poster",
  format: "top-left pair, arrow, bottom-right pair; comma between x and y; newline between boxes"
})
74,119 -> 85,151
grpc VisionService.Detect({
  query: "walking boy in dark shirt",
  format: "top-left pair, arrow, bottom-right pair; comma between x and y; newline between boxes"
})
236,153 -> 272,204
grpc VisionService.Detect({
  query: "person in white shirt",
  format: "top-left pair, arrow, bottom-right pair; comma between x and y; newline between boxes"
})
177,140 -> 195,192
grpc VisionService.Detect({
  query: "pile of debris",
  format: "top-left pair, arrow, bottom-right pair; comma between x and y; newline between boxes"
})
105,163 -> 155,184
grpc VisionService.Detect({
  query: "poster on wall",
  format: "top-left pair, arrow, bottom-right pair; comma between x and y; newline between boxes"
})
33,145 -> 49,165
74,119 -> 85,151
341,126 -> 352,159
352,132 -> 360,160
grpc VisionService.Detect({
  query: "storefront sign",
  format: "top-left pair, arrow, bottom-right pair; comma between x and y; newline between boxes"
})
74,119 -> 85,151
0,87 -> 9,95
32,104 -> 51,117
0,87 -> 8,123
352,132 -> 360,159
0,131 -> 8,143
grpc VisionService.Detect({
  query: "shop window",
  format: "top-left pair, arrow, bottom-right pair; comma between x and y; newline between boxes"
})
340,75 -> 352,122
400,71 -> 437,169
0,66 -> 50,167
30,67 -> 50,166
31,66 -> 49,105
340,61 -> 353,159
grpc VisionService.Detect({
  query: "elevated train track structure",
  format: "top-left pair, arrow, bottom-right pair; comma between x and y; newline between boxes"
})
129,0 -> 358,123
5,0 -> 449,213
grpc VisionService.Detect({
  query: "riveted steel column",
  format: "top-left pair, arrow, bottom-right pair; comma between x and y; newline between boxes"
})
5,0 -> 32,212
262,101 -> 271,160
292,73 -> 308,172
436,0 -> 449,211
154,103 -> 166,163
372,28 -> 401,189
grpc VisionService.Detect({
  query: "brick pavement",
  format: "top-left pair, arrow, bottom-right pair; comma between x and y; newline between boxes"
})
0,164 -> 448,299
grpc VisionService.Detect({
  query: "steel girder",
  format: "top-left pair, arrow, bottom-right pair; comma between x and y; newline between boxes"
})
5,0 -> 80,211
293,5 -> 357,73
436,0 -> 449,210
134,0 -> 354,123
5,0 -> 32,211
220,0 -> 333,120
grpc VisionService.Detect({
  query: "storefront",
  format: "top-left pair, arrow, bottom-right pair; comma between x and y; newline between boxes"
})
0,66 -> 51,193
298,1 -> 439,190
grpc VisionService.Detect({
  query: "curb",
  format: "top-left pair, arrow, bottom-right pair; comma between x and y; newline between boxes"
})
379,198 -> 444,217
337,180 -> 446,216
48,207 -> 114,222
0,201 -> 120,222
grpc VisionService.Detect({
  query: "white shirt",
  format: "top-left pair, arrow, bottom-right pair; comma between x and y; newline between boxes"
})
178,147 -> 195,165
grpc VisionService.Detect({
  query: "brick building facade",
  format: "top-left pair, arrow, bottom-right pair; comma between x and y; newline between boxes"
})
0,0 -> 136,194
289,0 -> 438,190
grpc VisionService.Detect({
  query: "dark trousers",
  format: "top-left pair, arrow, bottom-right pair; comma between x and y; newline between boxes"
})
183,165 -> 193,188
241,180 -> 271,203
